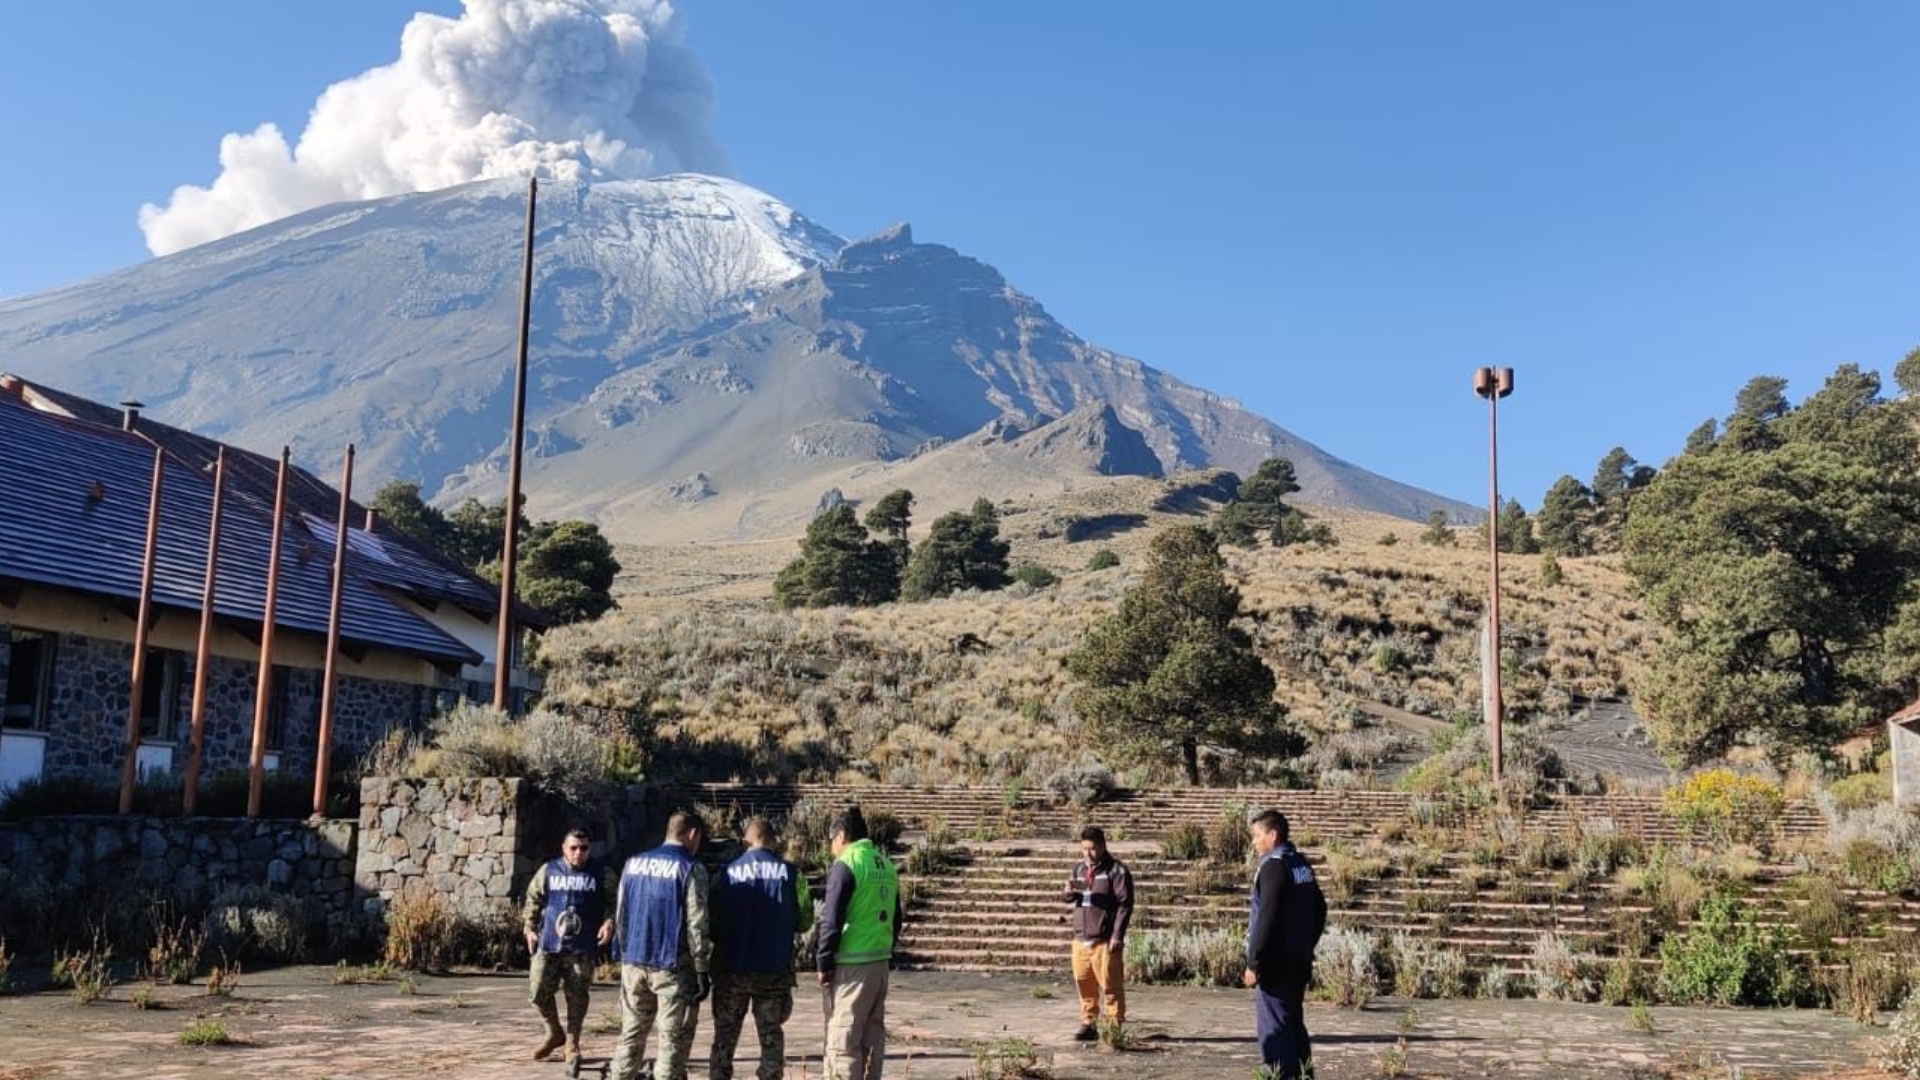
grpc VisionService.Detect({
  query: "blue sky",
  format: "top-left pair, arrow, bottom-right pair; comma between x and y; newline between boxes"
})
2,2 -> 1917,508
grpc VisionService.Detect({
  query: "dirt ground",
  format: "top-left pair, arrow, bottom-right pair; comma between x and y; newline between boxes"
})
0,966 -> 1896,1079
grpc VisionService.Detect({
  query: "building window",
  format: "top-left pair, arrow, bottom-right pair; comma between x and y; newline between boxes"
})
3,630 -> 56,731
138,649 -> 183,741
264,665 -> 292,750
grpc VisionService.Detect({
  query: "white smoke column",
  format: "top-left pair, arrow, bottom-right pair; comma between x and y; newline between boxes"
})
139,0 -> 727,256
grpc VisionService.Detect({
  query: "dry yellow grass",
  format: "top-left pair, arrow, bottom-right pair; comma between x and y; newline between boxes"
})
561,472 -> 1647,785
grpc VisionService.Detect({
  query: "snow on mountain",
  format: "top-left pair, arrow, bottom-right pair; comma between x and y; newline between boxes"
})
0,176 -> 1474,541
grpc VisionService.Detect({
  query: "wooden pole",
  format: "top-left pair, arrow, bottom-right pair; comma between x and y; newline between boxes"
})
183,448 -> 228,815
313,444 -> 355,818
494,175 -> 537,712
117,446 -> 166,815
247,448 -> 292,818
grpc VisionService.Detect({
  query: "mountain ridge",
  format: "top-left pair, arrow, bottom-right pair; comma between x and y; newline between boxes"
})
0,175 -> 1477,541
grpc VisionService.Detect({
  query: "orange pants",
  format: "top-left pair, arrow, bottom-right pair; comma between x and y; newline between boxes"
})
1070,939 -> 1125,1025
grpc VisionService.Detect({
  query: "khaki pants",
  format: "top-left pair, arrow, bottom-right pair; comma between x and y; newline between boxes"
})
612,964 -> 698,1080
820,960 -> 889,1080
528,951 -> 594,1035
710,971 -> 794,1080
1071,939 -> 1125,1025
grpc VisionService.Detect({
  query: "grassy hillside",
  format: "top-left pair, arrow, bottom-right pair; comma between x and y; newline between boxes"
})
543,472 -> 1650,787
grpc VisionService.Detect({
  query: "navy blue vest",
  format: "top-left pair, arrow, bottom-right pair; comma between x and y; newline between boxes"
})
1249,843 -> 1321,965
714,847 -> 798,975
537,857 -> 607,955
619,843 -> 695,969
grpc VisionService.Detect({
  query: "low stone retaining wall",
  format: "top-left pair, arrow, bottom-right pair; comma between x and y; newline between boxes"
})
0,813 -> 357,936
353,776 -> 533,925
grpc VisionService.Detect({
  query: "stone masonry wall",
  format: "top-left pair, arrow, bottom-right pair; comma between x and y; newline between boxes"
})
0,813 -> 358,940
354,776 -> 535,928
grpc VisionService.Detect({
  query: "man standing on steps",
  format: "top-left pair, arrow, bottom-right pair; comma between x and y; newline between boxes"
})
710,816 -> 813,1080
522,826 -> 616,1062
1243,809 -> 1327,1080
1061,824 -> 1133,1041
612,810 -> 713,1080
818,806 -> 902,1080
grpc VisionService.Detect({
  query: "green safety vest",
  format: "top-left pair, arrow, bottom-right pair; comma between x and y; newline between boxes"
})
834,839 -> 899,965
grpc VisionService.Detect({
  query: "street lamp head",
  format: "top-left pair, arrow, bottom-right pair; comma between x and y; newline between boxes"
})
1473,366 -> 1515,400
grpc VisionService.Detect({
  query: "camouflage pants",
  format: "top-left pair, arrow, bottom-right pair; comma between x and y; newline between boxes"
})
708,972 -> 794,1080
528,951 -> 594,1034
611,964 -> 699,1080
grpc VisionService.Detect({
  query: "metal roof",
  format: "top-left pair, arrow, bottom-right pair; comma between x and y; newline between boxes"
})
0,391 -> 480,666
10,378 -> 522,622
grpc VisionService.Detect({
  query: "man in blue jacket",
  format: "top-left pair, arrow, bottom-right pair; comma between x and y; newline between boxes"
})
520,827 -> 616,1062
612,810 -> 712,1080
1242,809 -> 1327,1080
709,816 -> 813,1080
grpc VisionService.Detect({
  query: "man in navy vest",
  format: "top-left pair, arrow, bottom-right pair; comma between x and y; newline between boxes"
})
709,816 -> 813,1080
521,826 -> 615,1062
612,810 -> 712,1080
1242,809 -> 1327,1080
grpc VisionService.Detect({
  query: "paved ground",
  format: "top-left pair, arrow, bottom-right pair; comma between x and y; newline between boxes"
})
0,967 -> 1895,1079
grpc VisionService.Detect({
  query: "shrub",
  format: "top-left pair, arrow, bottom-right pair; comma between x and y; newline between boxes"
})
780,796 -> 838,875
905,827 -> 959,876
1528,932 -> 1598,1003
1011,564 -> 1060,589
1600,957 -> 1655,1006
1822,947 -> 1914,1023
1125,925 -> 1244,987
1160,824 -> 1208,861
1084,548 -> 1120,571
1476,964 -> 1515,999
202,885 -> 309,964
1207,802 -> 1256,868
1377,532 -> 1399,547
1788,876 -> 1859,949
1662,770 -> 1785,846
1884,987 -> 1920,1080
382,885 -> 458,972
54,932 -> 114,1004
1829,771 -> 1891,811
146,916 -> 205,986
1656,891 -> 1806,1006
1540,553 -> 1564,587
1313,927 -> 1378,1008
864,810 -> 905,851
1386,931 -> 1468,998
1043,759 -> 1117,808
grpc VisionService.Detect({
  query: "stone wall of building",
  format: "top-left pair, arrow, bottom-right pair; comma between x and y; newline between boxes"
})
3,629 -> 434,788
0,813 -> 359,940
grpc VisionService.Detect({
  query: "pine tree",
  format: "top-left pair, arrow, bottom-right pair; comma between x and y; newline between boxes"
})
774,505 -> 897,609
1534,476 -> 1595,556
1420,509 -> 1456,547
1065,525 -> 1302,783
1214,457 -> 1302,547
863,489 -> 915,580
900,498 -> 1012,601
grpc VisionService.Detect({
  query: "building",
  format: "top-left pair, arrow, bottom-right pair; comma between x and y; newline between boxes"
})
0,374 -> 542,797
1891,699 -> 1920,809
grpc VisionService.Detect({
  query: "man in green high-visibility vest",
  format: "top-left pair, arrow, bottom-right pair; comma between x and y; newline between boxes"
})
816,806 -> 903,1080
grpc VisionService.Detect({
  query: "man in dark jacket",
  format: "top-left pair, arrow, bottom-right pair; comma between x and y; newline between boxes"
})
816,805 -> 903,1080
709,816 -> 813,1080
1060,825 -> 1133,1040
521,827 -> 616,1062
1243,809 -> 1327,1079
612,810 -> 712,1080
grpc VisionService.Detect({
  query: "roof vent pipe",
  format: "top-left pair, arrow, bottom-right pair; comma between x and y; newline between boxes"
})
120,400 -> 143,432
365,507 -> 379,532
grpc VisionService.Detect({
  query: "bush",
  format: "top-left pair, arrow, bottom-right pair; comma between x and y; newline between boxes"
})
1124,925 -> 1243,987
1662,770 -> 1785,846
1085,548 -> 1120,571
970,1034 -> 1052,1078
864,810 -> 905,851
1386,930 -> 1468,998
1011,563 -> 1060,589
780,796 -> 837,875
203,884 -> 309,964
1788,876 -> 1859,949
1529,932 -> 1599,1003
382,885 -> 458,972
1160,824 -> 1208,861
1823,947 -> 1915,1023
1656,891 -> 1806,1006
1829,771 -> 1892,811
1313,927 -> 1378,1008
1043,759 -> 1116,808
1884,987 -> 1920,1080
1599,956 -> 1655,1006
178,1020 -> 233,1047
1207,802 -> 1255,868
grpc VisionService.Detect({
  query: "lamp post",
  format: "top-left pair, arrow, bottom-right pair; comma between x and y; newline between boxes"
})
1472,366 -> 1514,790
